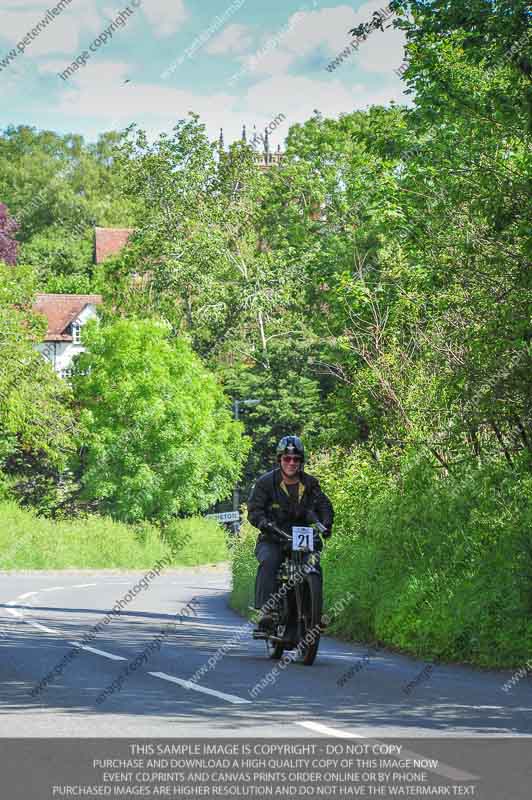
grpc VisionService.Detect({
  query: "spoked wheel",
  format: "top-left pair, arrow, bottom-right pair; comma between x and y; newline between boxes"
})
298,574 -> 323,665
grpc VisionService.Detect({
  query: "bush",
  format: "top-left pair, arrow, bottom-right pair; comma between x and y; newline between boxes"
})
229,520 -> 258,616
162,517 -> 229,566
73,317 -> 250,524
0,501 -> 229,569
230,451 -> 532,668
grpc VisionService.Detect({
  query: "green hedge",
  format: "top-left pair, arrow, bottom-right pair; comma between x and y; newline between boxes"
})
0,501 -> 228,569
231,452 -> 532,668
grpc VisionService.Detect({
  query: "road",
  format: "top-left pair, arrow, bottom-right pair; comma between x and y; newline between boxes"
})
1,564 -> 531,738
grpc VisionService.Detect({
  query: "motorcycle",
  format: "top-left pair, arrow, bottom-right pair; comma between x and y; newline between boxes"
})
252,515 -> 328,666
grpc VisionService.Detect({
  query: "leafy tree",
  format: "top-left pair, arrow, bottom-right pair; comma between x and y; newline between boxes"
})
0,263 -> 77,511
73,317 -> 250,524
103,116 -> 329,480
0,126 -> 139,242
0,202 -> 19,265
18,226 -> 95,293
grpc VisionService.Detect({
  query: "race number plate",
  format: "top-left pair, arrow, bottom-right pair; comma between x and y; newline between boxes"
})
292,526 -> 314,551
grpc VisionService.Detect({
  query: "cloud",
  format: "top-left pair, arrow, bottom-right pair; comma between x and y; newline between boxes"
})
244,73 -> 404,123
41,55 -> 406,146
225,2 -> 405,80
1,0 -> 45,7
141,0 -> 188,37
7,2 -> 408,148
50,60 -> 234,118
38,60 -> 71,74
205,23 -> 253,55
0,2 -> 101,56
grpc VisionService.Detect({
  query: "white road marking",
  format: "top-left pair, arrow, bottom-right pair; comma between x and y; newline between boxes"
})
297,721 -> 479,781
297,721 -> 363,738
172,584 -> 224,591
41,586 -> 65,592
18,591 -> 38,600
68,642 -> 127,661
71,583 -> 98,588
149,671 -> 252,704
174,620 -> 244,633
321,653 -> 369,661
29,622 -> 57,634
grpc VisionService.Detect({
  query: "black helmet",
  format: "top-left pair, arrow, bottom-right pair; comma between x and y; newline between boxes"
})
276,435 -> 305,463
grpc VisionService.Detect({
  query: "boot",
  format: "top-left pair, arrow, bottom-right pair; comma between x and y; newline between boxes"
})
254,612 -> 274,634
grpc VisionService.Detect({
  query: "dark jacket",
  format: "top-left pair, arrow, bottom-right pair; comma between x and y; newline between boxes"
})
247,467 -> 334,543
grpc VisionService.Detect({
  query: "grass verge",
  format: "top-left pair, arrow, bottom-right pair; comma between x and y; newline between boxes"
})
0,501 -> 229,569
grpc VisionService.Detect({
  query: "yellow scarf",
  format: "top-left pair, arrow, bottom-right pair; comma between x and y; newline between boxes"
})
280,480 -> 305,502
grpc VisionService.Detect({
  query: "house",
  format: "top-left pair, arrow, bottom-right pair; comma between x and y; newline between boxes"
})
33,293 -> 102,378
31,228 -> 135,378
94,226 -> 133,264
93,224 -> 151,287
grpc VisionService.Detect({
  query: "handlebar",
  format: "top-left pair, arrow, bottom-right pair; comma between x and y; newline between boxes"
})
312,520 -> 328,535
270,523 -> 291,541
268,520 -> 327,541
304,510 -> 327,536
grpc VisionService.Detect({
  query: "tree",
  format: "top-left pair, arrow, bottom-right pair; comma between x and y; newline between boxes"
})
102,115 -> 328,480
18,226 -> 95,294
0,126 -> 139,242
0,263 -> 77,511
337,0 -> 532,466
0,202 -> 19,265
73,317 -> 250,524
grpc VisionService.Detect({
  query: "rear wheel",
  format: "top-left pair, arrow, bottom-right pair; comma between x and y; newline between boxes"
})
299,574 -> 322,665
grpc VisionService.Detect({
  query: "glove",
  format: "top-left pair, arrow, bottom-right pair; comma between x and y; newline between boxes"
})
260,519 -> 286,544
321,527 -> 332,540
259,519 -> 277,535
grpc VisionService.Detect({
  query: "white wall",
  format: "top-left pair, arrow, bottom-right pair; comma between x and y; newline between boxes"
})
35,303 -> 99,378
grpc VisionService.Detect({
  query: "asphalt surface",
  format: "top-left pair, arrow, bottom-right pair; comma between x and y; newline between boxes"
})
1,564 -> 531,738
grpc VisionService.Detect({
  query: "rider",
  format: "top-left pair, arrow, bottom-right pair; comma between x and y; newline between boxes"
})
247,435 -> 334,633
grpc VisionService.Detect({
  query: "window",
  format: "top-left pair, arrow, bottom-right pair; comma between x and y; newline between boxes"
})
42,345 -> 53,362
71,321 -> 81,343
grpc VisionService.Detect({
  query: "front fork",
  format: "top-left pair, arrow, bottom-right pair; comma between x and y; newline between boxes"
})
294,579 -> 304,641
290,552 -> 320,641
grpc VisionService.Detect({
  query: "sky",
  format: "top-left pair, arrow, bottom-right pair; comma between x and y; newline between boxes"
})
0,0 -> 410,147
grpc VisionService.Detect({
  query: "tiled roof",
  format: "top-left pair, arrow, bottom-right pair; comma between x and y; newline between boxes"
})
33,293 -> 102,342
94,227 -> 133,263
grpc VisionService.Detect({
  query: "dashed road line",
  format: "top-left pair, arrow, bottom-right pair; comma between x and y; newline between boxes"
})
297,721 -> 479,781
29,621 -> 57,634
297,721 -> 363,738
68,642 -> 127,661
148,671 -> 252,704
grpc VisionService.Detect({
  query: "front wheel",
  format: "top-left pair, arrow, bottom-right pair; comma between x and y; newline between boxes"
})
299,573 -> 323,665
266,598 -> 286,660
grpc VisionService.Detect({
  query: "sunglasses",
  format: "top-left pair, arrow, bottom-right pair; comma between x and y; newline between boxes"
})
281,455 -> 301,463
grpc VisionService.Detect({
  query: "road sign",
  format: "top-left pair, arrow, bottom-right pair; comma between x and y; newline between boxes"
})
206,511 -> 240,523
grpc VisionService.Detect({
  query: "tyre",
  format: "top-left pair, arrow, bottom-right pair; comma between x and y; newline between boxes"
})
299,573 -> 322,665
